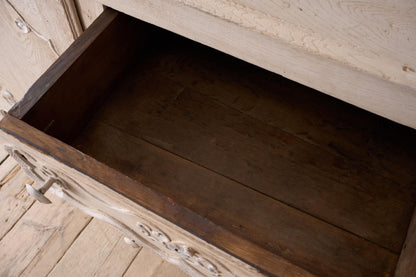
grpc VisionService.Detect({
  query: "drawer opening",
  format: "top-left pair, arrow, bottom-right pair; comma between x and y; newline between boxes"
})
8,9 -> 416,277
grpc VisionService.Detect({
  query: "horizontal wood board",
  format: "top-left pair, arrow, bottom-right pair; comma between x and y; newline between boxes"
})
99,0 -> 416,129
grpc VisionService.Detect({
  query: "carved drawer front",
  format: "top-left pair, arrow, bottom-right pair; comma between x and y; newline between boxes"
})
2,139 -> 264,277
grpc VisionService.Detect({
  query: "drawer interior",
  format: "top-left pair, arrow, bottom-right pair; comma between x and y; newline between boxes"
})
9,9 -> 416,277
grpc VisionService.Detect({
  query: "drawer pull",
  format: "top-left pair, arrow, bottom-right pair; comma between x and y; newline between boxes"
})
25,177 -> 57,204
4,145 -> 69,204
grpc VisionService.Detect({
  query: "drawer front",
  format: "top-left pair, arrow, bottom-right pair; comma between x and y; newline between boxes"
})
0,131 -> 264,277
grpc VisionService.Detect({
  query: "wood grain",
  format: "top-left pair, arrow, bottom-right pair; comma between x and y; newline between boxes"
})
0,155 -> 19,184
48,218 -> 140,277
145,41 -> 416,189
0,168 -> 34,240
2,113 -> 396,276
0,0 -> 82,113
74,0 -> 104,29
0,190 -> 91,277
124,247 -> 187,277
0,115 -> 311,277
0,155 -> 187,277
87,35 -> 416,253
99,0 -> 416,128
0,0 -> 58,104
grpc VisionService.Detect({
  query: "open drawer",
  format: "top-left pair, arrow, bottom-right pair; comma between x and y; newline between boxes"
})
2,8 -> 416,277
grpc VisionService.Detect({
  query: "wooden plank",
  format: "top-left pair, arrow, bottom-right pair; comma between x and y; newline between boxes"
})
48,218 -> 140,277
153,262 -> 189,277
123,247 -> 164,277
0,167 -> 34,239
0,140 -> 10,165
74,0 -> 104,29
147,42 -> 416,188
124,247 -> 187,277
0,160 -> 19,186
395,208 -> 416,277
74,120 -> 398,277
0,156 -> 19,184
89,49 -> 415,253
0,191 -> 91,277
9,9 -> 151,144
99,0 -> 416,128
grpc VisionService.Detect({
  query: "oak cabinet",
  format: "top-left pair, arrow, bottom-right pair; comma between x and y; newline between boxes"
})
2,9 -> 416,277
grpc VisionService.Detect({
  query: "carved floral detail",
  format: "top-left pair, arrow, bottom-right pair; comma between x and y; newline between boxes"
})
136,222 -> 221,276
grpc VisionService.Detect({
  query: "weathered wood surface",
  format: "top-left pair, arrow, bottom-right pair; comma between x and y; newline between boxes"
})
124,247 -> 188,277
0,155 -> 18,186
0,157 -> 187,277
0,167 -> 34,240
2,8 -> 415,277
48,218 -> 140,277
99,0 -> 416,128
0,0 -> 82,113
0,191 -> 91,277
74,0 -> 104,29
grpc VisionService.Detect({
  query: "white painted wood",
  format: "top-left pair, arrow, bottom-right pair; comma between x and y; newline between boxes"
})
98,0 -> 416,128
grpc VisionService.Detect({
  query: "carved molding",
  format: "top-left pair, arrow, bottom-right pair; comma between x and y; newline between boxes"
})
135,221 -> 221,276
58,0 -> 83,39
5,0 -> 60,57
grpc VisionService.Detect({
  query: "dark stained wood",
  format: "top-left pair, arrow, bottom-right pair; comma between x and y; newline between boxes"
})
9,8 -> 153,143
395,208 -> 416,277
0,115 -> 399,277
144,32 -> 416,190
84,45 -> 415,253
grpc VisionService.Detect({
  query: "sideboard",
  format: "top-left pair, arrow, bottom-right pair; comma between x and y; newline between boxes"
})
1,2 -> 416,277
